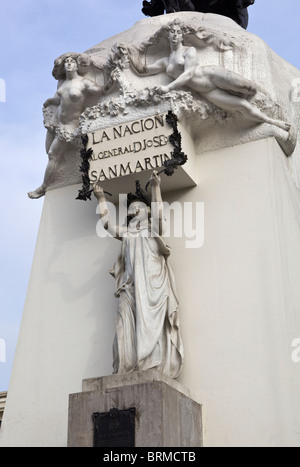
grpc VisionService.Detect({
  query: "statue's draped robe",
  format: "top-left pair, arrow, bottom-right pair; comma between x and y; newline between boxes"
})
111,228 -> 184,379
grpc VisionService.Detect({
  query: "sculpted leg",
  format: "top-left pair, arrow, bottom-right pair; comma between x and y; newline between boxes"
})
45,130 -> 55,154
28,138 -> 63,199
210,68 -> 257,97
113,288 -> 137,374
205,88 -> 291,131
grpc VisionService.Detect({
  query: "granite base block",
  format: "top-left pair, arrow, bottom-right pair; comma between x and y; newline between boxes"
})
68,370 -> 203,448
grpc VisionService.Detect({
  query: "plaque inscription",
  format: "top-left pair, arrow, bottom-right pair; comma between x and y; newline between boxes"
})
92,408 -> 136,447
87,114 -> 174,184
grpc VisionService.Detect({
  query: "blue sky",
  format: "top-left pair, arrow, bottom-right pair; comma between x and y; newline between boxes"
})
0,0 -> 299,392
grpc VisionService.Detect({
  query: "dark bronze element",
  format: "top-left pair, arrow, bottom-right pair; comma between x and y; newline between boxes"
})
128,180 -> 152,207
163,111 -> 188,176
145,111 -> 188,191
142,0 -> 255,29
76,135 -> 93,201
77,135 -> 112,201
92,408 -> 136,448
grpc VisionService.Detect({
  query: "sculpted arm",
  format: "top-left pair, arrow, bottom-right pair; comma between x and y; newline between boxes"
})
94,183 -> 125,240
44,91 -> 61,108
146,57 -> 169,75
84,79 -> 104,96
115,44 -> 168,76
149,171 -> 165,236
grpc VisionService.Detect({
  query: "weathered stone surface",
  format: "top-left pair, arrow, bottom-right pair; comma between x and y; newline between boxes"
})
68,370 -> 202,447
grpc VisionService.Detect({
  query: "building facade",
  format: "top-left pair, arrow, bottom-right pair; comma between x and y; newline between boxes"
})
0,393 -> 7,428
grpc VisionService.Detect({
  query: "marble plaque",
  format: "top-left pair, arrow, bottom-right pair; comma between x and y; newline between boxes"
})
83,112 -> 197,201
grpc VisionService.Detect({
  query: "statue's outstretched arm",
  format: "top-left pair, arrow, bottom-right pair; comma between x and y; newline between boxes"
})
114,43 -> 168,76
146,57 -> 169,76
149,171 -> 165,236
94,183 -> 124,240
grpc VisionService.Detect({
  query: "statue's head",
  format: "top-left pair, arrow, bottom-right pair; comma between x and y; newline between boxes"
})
52,53 -> 92,80
168,19 -> 184,45
127,180 -> 151,225
63,56 -> 78,74
127,200 -> 151,224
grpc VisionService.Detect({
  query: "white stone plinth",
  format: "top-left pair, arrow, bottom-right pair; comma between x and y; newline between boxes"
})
1,138 -> 300,447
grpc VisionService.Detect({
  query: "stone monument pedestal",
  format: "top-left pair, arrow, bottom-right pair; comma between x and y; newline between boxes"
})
68,370 -> 203,447
2,9 -> 300,447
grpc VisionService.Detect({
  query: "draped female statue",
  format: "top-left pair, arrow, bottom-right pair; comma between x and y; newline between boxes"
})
94,171 -> 184,379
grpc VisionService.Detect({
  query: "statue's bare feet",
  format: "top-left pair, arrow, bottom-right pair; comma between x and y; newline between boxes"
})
282,122 -> 291,132
28,186 -> 46,199
276,121 -> 291,132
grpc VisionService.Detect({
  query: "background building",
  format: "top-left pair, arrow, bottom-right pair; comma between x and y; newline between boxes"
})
0,393 -> 7,428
